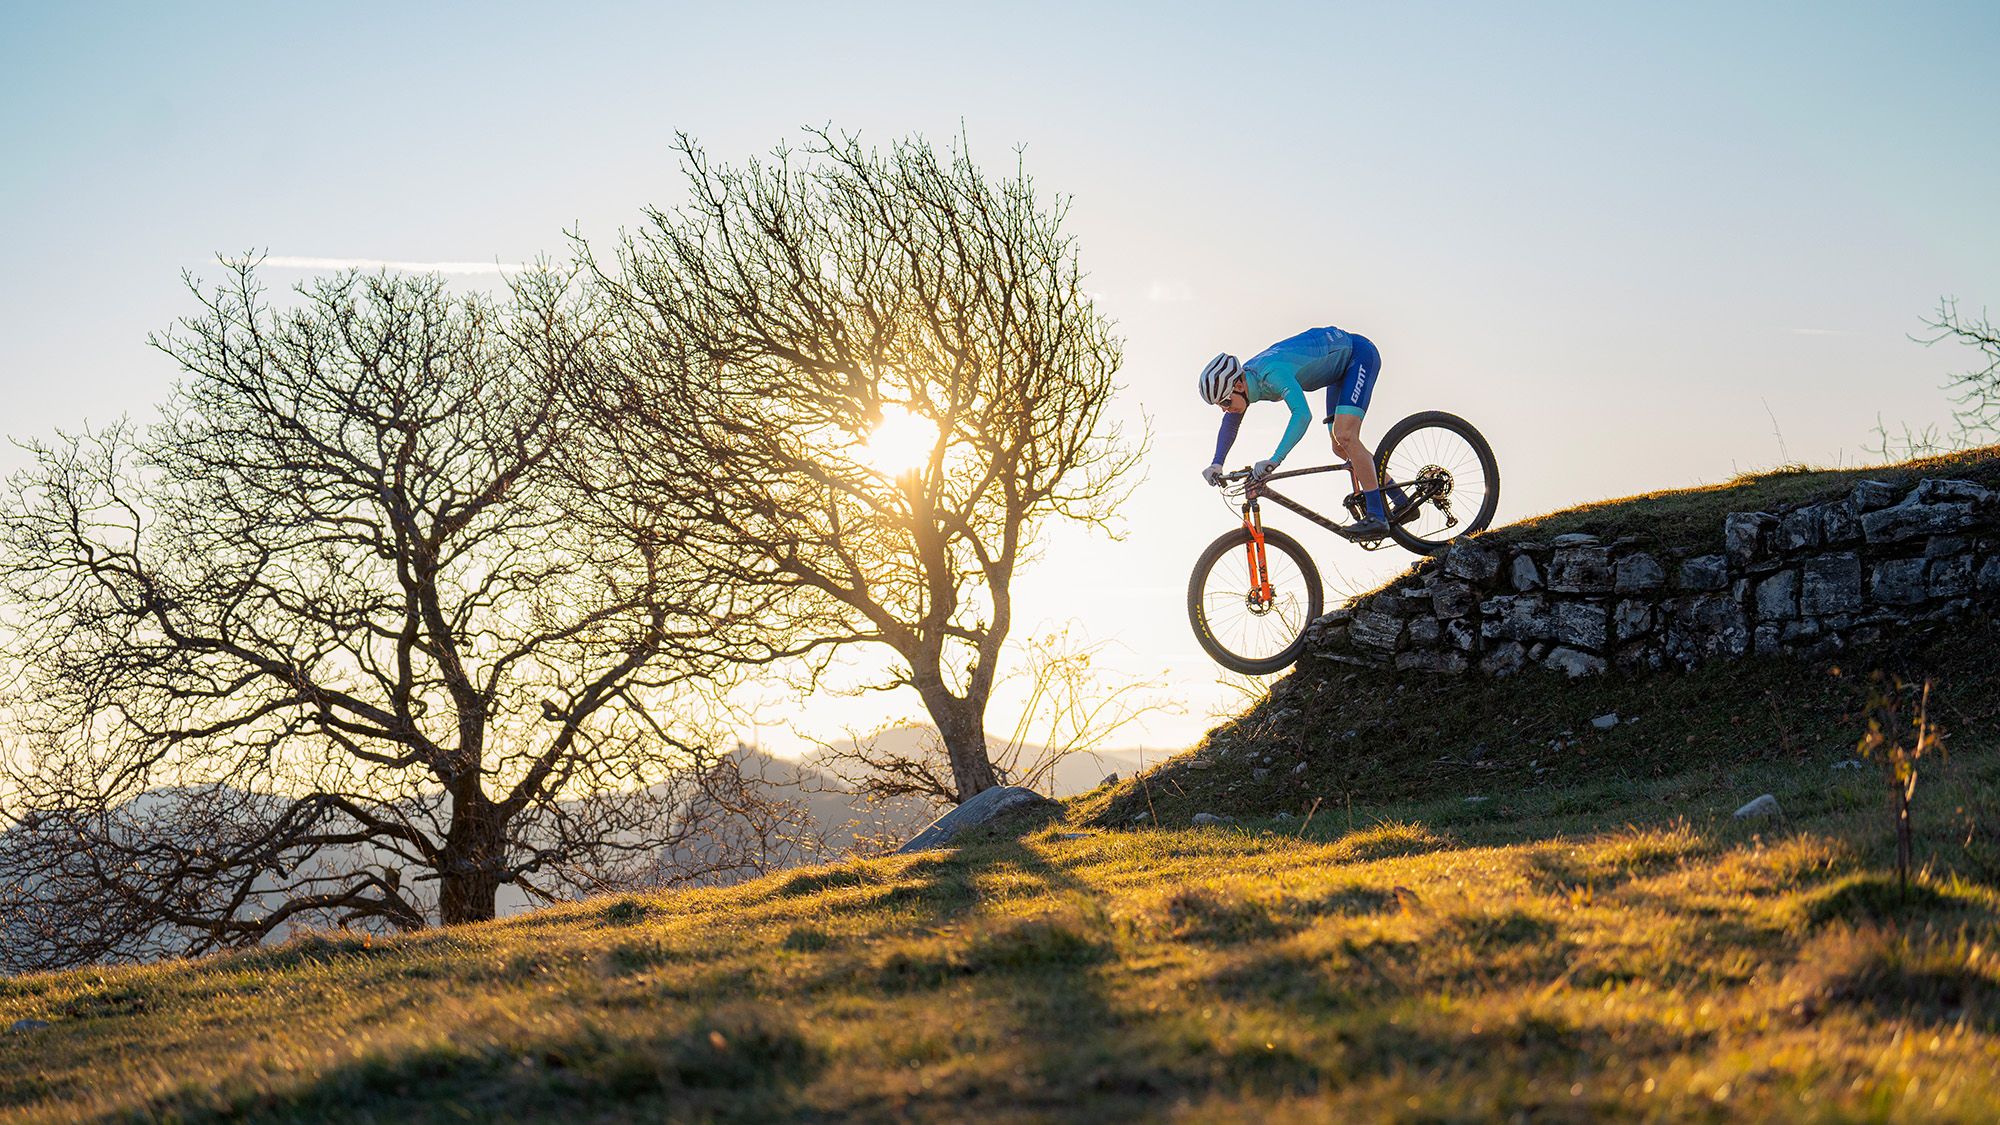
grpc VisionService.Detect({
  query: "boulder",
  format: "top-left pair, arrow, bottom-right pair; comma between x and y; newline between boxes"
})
1551,533 -> 1601,548
1191,812 -> 1238,827
896,786 -> 1057,853
1733,794 -> 1781,819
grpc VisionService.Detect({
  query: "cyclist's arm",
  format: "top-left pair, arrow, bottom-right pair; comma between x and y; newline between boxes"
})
1210,411 -> 1244,465
1269,382 -> 1312,464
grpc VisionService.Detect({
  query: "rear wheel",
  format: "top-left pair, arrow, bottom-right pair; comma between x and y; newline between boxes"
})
1186,526 -> 1323,675
1373,411 -> 1499,555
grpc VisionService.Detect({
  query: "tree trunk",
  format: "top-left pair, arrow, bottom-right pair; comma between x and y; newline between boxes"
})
934,697 -> 999,803
438,795 -> 506,925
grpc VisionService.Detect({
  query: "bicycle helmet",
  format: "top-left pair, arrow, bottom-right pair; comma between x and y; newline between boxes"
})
1198,352 -> 1241,405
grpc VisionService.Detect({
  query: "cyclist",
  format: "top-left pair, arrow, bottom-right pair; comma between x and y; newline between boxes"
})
1198,325 -> 1394,541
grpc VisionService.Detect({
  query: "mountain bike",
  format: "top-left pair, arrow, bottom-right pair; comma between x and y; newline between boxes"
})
1186,411 -> 1499,675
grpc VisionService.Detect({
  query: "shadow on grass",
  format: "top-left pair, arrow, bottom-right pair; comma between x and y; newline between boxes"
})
134,1005 -> 825,1122
1803,874 -> 1992,928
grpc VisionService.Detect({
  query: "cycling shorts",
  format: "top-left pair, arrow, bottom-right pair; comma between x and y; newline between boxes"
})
1325,333 -> 1380,422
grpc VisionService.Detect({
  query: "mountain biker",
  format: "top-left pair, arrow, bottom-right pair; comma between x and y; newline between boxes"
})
1198,325 -> 1393,541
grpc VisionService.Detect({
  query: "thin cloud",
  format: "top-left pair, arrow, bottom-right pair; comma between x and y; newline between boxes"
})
256,255 -> 527,276
1787,327 -> 1861,337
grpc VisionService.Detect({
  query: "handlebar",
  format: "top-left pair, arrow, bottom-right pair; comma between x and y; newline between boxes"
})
1211,461 -> 1348,488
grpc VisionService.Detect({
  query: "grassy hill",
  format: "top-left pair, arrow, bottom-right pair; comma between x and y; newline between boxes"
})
8,452 -> 2000,1121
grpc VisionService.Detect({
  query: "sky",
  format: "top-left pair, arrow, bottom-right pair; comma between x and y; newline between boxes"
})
2,2 -> 1996,758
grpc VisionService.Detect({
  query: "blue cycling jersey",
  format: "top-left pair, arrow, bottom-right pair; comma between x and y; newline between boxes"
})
1209,326 -> 1379,467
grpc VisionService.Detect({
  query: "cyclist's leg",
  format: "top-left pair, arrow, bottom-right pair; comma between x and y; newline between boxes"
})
1328,337 -> 1385,511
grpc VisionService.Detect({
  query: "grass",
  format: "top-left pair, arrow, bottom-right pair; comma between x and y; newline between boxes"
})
8,744 -> 2000,1121
9,447 -> 2000,1120
1476,444 -> 2000,553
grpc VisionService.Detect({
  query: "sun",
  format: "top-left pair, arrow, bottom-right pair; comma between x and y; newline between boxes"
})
860,405 -> 941,476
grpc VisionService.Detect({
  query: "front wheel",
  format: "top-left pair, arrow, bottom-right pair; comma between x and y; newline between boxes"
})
1374,411 -> 1500,555
1187,526 -> 1323,675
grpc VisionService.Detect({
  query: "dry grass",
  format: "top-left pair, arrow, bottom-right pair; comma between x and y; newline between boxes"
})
7,751 -> 2000,1121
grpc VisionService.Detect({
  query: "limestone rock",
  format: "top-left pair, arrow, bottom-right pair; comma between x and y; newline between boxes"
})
1753,569 -> 1798,620
1542,646 -> 1607,678
1851,479 -> 1900,512
1677,554 -> 1729,592
1430,580 -> 1478,619
896,786 -> 1057,853
1552,602 -> 1609,651
1547,546 -> 1613,594
1614,598 -> 1653,642
1510,553 -> 1543,592
1349,609 -> 1404,651
1614,552 -> 1665,592
1724,512 -> 1779,568
1870,557 -> 1928,606
1733,794 -> 1781,819
1800,552 -> 1863,615
1551,533 -> 1600,548
1192,812 -> 1238,827
1443,540 -> 1501,582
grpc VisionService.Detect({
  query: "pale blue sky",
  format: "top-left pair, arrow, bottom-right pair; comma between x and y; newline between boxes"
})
3,2 -> 1996,754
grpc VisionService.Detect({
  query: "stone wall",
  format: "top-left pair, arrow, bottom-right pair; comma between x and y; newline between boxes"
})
1306,477 -> 2000,678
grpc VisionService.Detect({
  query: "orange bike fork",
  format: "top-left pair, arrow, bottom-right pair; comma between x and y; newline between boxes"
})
1242,506 -> 1275,605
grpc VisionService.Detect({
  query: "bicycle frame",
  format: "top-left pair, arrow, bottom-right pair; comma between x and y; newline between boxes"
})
1237,463 -> 1357,539
1236,463 -> 1353,600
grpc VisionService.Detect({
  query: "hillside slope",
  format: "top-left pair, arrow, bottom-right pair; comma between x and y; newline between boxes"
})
8,451 -> 2000,1121
6,746 -> 2000,1121
1084,446 -> 2000,829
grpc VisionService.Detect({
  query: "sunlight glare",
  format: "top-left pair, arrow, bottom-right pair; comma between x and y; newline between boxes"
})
861,406 -> 940,476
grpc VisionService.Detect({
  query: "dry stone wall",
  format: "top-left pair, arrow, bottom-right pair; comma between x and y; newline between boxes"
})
1306,477 -> 2000,678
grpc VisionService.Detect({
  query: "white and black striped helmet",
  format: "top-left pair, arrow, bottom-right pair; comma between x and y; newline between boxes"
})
1198,353 -> 1242,404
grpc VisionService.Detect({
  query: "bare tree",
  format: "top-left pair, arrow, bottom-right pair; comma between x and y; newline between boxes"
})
0,261 -> 803,969
822,626 -> 1174,806
1872,299 -> 2000,458
574,128 -> 1142,802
